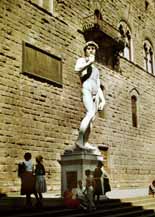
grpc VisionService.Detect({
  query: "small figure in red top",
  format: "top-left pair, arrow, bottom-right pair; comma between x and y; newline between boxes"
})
64,185 -> 80,209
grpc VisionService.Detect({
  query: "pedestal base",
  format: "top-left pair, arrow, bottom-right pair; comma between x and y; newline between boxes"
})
60,148 -> 103,195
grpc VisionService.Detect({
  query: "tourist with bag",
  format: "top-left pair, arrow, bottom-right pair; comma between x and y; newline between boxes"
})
19,152 -> 37,207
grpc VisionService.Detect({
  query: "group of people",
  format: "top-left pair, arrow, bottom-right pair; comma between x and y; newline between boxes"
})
18,152 -> 47,207
64,161 -> 111,211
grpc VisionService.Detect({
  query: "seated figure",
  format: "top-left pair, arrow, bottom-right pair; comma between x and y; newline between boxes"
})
64,185 -> 80,209
149,180 -> 155,197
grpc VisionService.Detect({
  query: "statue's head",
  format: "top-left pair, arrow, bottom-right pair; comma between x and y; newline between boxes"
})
84,41 -> 99,57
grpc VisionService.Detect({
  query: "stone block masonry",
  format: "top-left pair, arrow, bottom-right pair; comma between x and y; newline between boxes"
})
0,0 -> 155,195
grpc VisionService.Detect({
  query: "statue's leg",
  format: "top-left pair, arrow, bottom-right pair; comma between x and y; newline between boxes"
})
83,94 -> 100,146
83,123 -> 91,145
76,131 -> 84,147
76,89 -> 95,147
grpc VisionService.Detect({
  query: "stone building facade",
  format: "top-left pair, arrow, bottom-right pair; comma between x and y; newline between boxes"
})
1,0 -> 155,195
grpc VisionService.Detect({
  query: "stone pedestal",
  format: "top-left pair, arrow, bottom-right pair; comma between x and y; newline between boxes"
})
60,148 -> 103,195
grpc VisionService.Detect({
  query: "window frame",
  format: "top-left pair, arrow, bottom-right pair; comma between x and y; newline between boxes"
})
131,95 -> 138,128
130,88 -> 140,129
119,22 -> 133,62
143,40 -> 154,75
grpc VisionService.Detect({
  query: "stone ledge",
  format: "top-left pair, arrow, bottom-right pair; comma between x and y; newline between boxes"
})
107,188 -> 148,199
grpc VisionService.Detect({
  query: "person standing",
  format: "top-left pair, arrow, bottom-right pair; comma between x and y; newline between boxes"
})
85,169 -> 96,211
19,152 -> 36,207
75,41 -> 105,150
93,161 -> 104,202
35,155 -> 47,207
93,161 -> 111,201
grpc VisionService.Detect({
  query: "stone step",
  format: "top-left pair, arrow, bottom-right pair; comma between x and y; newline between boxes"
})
121,196 -> 155,210
2,204 -> 153,217
133,200 -> 155,207
31,205 -> 155,217
121,195 -> 154,203
105,210 -> 155,217
63,206 -> 154,217
0,198 -> 127,216
1,196 -> 155,217
0,196 -> 63,210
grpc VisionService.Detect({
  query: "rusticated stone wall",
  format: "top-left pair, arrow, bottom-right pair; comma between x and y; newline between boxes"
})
0,0 -> 155,194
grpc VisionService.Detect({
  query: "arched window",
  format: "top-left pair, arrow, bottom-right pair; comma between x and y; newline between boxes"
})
130,88 -> 140,128
144,41 -> 154,74
131,95 -> 137,128
119,22 -> 133,61
124,30 -> 131,60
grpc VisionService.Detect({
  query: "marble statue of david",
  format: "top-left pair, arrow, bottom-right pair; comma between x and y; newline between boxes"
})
75,41 -> 105,151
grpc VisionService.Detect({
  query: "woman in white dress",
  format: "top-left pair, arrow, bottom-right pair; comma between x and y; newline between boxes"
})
35,155 -> 47,206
